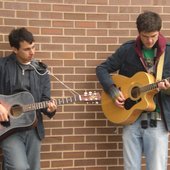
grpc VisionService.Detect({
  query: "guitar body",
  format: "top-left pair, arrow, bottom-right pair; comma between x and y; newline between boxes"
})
101,72 -> 158,125
0,92 -> 37,141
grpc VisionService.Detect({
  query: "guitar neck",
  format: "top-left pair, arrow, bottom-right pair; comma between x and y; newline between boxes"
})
22,95 -> 81,112
141,77 -> 170,92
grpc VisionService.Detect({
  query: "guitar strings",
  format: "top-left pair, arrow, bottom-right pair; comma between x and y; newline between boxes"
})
29,63 -> 80,96
48,71 -> 80,96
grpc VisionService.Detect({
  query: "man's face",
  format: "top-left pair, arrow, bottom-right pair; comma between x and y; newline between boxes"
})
13,41 -> 35,64
139,31 -> 159,49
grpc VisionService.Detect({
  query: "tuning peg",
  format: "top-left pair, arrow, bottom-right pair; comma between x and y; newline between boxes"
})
88,91 -> 92,96
84,91 -> 88,96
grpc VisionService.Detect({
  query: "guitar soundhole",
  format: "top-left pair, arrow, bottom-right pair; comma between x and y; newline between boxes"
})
10,105 -> 23,117
131,87 -> 140,98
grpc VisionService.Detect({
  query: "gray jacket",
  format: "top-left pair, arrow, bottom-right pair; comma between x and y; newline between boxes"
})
0,53 -> 55,140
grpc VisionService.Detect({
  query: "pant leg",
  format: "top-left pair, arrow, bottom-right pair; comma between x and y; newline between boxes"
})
25,129 -> 41,170
143,120 -> 169,170
1,129 -> 41,170
1,132 -> 30,170
122,117 -> 143,170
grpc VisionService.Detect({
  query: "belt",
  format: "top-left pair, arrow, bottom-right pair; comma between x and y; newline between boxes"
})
141,112 -> 161,129
142,111 -> 161,120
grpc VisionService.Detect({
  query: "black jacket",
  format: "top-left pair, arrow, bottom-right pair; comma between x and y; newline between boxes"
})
96,35 -> 170,131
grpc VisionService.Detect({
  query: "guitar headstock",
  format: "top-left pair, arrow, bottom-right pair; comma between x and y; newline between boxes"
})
80,91 -> 101,103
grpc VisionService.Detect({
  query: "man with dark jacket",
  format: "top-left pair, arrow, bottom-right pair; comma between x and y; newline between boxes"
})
0,27 -> 57,170
96,11 -> 170,170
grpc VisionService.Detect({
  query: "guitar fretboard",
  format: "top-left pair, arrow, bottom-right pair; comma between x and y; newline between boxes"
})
140,77 -> 170,92
23,95 -> 80,112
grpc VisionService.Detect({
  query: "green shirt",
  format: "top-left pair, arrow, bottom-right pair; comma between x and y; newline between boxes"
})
142,48 -> 155,71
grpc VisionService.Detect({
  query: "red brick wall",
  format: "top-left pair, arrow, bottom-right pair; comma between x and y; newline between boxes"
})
0,1 -> 170,170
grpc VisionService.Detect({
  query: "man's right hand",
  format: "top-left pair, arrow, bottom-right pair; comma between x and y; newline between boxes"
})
109,84 -> 126,108
114,91 -> 126,108
0,104 -> 9,121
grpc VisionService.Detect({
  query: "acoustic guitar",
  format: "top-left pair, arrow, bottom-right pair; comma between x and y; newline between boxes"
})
101,71 -> 164,125
0,91 -> 101,141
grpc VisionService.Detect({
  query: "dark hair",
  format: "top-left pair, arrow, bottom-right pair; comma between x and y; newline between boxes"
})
136,11 -> 162,33
8,27 -> 35,49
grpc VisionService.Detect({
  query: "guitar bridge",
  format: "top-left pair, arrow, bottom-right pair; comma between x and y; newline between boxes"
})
1,120 -> 10,127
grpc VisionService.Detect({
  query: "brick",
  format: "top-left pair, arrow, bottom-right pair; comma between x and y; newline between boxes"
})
53,4 -> 74,12
4,18 -> 27,26
75,37 -> 95,44
87,167 -> 107,170
52,144 -> 74,151
17,11 -> 39,18
87,45 -> 107,52
75,5 -> 96,13
75,159 -> 95,166
97,21 -> 118,28
75,127 -> 95,134
42,0 -> 63,2
41,28 -> 63,35
64,168 -> 84,170
110,0 -> 130,5
52,128 -> 73,135
75,52 -> 95,59
41,152 -> 62,159
0,1 -> 170,170
64,13 -> 85,20
64,0 -> 85,4
29,3 -> 51,11
97,158 -> 117,165
64,136 -> 85,143
52,52 -> 74,59
64,44 -> 85,51
29,20 -> 51,27
53,20 -> 74,27
98,6 -> 118,13
51,160 -> 73,168
64,120 -> 84,127
87,0 -> 108,5
64,29 -> 85,35
41,160 -> 50,169
4,2 -> 27,10
86,136 -> 107,142
87,14 -> 107,21
0,10 -> 14,17
86,151 -> 106,158
64,60 -> 85,66
63,152 -> 84,158
42,12 -> 63,19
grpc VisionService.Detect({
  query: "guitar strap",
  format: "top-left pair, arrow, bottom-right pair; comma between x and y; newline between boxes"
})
141,52 -> 165,129
151,52 -> 165,127
156,52 -> 165,81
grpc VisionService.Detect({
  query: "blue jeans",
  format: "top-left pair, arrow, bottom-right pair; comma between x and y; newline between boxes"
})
0,128 -> 41,170
122,114 -> 169,170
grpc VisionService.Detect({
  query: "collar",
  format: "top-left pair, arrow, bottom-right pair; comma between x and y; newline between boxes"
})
135,33 -> 166,70
135,33 -> 166,59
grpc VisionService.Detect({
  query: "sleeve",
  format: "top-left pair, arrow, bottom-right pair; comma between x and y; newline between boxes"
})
96,44 -> 127,95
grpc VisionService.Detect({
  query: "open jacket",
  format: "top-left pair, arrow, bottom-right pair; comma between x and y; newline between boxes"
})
0,53 -> 55,140
96,34 -> 170,131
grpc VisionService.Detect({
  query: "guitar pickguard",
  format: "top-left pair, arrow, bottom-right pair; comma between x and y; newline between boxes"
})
124,98 -> 141,110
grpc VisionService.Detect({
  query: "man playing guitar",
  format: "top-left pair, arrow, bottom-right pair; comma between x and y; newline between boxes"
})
96,11 -> 170,170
